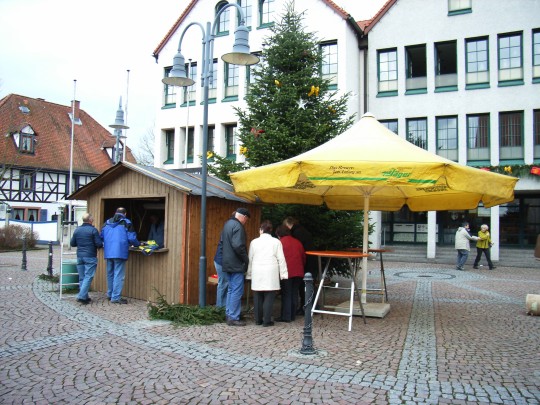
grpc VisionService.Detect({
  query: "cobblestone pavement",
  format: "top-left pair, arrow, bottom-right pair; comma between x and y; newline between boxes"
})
1,247 -> 539,404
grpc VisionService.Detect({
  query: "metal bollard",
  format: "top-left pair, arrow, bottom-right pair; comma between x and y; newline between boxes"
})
46,241 -> 53,276
21,236 -> 27,271
300,272 -> 316,355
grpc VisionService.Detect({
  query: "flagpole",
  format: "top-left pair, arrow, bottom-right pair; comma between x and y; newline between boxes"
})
67,79 -> 76,249
123,69 -> 130,161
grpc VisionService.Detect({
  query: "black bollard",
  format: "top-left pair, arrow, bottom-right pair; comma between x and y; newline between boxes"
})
46,241 -> 53,276
300,272 -> 316,355
21,236 -> 27,271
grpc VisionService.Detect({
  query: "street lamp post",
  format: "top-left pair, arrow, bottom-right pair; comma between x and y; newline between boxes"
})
162,4 -> 258,307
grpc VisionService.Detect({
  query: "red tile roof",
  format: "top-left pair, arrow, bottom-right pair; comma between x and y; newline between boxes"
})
359,0 -> 397,34
0,94 -> 136,175
152,0 -> 354,60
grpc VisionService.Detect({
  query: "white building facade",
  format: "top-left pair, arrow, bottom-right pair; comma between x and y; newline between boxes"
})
364,0 -> 540,257
152,0 -> 367,171
152,0 -> 540,256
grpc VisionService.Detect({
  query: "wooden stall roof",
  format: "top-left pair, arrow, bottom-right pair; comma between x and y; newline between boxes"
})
69,161 -> 252,203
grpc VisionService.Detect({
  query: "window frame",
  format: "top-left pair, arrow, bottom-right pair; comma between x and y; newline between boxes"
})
534,109 -> 540,159
215,1 -> 230,36
406,118 -> 428,150
225,125 -> 237,159
436,116 -> 458,161
435,40 -> 458,92
499,111 -> 524,161
164,129 -> 175,164
533,29 -> 540,81
224,62 -> 239,100
405,44 -> 427,94
465,36 -> 489,88
237,0 -> 252,29
320,41 -> 338,89
259,0 -> 275,27
163,67 -> 177,107
448,0 -> 472,15
498,32 -> 524,85
466,113 -> 490,162
380,119 -> 398,134
20,171 -> 35,191
377,48 -> 398,96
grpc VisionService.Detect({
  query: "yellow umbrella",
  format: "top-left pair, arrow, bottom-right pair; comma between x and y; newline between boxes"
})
230,113 -> 518,301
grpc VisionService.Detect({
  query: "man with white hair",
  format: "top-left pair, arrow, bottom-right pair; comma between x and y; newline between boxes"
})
473,224 -> 496,270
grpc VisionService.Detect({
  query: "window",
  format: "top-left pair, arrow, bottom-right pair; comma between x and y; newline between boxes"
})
238,0 -> 252,28
435,41 -> 457,90
225,125 -> 237,159
183,62 -> 197,105
378,49 -> 398,94
247,52 -> 263,90
406,118 -> 427,150
19,126 -> 36,154
27,209 -> 38,222
187,127 -> 194,164
466,37 -> 489,86
499,111 -> 523,160
534,110 -> 540,159
498,33 -> 523,83
533,30 -> 540,80
320,42 -> 338,88
224,62 -> 239,98
259,0 -> 274,26
467,114 -> 490,161
164,129 -> 175,164
208,59 -> 218,100
20,171 -> 34,190
436,116 -> 458,161
163,67 -> 176,106
380,120 -> 398,134
405,45 -> 427,93
216,1 -> 230,35
207,126 -> 215,154
448,0 -> 471,14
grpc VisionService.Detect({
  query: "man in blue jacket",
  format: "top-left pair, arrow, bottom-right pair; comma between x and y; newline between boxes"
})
101,207 -> 141,304
70,213 -> 103,304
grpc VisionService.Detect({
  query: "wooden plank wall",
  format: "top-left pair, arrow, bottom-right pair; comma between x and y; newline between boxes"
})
184,198 -> 262,305
85,167 -> 262,306
89,170 -> 184,304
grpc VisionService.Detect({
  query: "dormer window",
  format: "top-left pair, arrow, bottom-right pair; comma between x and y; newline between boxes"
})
12,125 -> 36,154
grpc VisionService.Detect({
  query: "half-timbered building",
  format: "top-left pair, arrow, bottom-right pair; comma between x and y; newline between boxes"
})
0,93 -> 136,224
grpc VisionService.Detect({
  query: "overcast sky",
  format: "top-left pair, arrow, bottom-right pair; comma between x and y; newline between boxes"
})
0,0 -> 384,157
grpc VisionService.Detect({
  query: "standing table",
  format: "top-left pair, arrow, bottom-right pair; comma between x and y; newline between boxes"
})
306,251 -> 371,331
346,248 -> 390,303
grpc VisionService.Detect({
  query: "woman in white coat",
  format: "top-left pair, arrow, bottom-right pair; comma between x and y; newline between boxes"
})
246,220 -> 288,326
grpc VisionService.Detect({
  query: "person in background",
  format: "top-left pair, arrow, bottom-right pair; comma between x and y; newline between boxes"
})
70,213 -> 102,305
246,220 -> 288,327
214,238 -> 228,307
275,224 -> 305,322
454,221 -> 479,271
147,214 -> 165,248
221,208 -> 250,326
473,224 -> 496,270
101,207 -> 142,304
283,216 -> 316,315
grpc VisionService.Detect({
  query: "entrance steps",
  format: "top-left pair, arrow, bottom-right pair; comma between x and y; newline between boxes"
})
380,244 -> 538,269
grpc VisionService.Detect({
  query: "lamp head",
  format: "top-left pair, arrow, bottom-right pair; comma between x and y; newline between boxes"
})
109,97 -> 129,129
162,50 -> 195,87
221,24 -> 259,66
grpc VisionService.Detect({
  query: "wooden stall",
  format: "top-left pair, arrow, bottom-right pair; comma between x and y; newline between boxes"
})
70,162 -> 261,305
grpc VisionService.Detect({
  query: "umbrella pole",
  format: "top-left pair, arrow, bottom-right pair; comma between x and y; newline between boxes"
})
361,196 -> 369,304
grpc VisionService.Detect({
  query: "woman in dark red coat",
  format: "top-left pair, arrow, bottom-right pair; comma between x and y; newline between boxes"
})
275,225 -> 306,322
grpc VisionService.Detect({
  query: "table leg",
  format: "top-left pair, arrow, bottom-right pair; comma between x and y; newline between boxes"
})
380,253 -> 388,303
350,258 -> 366,325
311,257 -> 331,318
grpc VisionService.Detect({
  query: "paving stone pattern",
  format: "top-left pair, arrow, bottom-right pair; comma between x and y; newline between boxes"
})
0,248 -> 539,404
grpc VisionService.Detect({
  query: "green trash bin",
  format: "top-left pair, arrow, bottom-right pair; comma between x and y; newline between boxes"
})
61,259 -> 79,290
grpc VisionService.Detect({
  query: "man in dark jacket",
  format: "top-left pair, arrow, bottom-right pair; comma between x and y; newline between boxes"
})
100,207 -> 141,304
70,213 -> 103,304
221,207 -> 250,326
